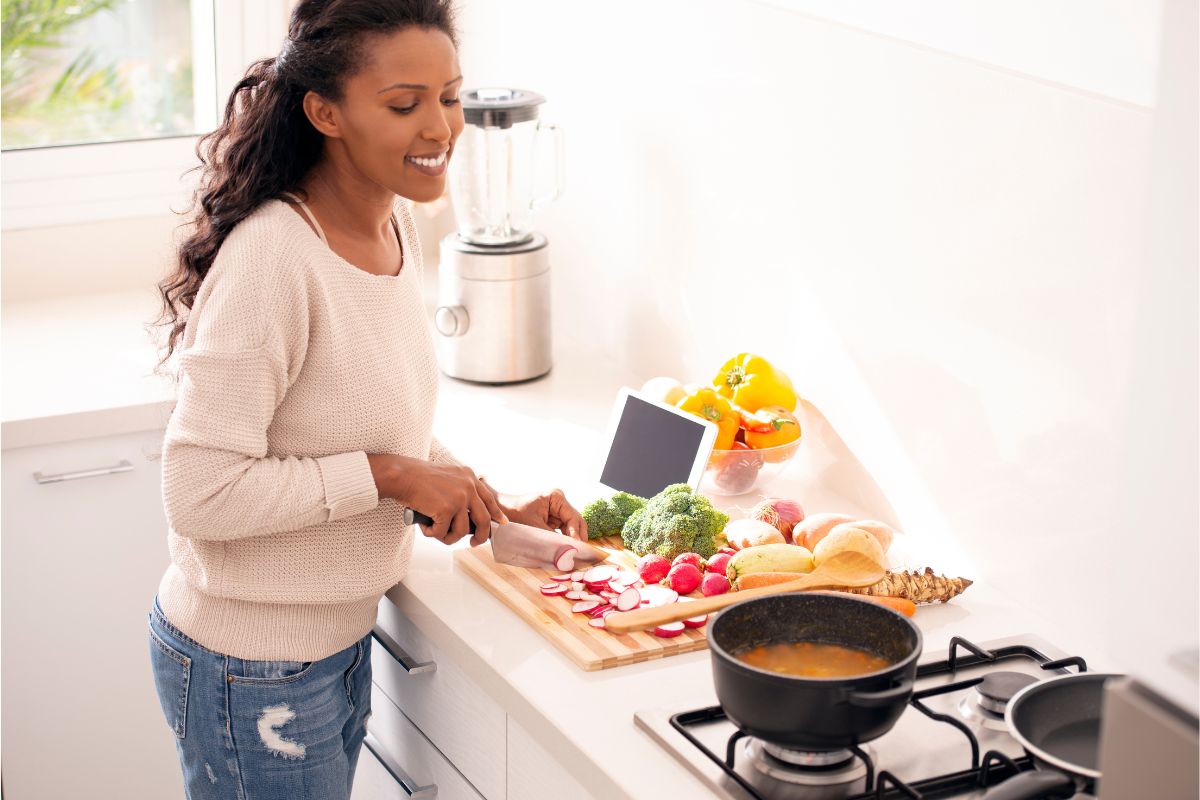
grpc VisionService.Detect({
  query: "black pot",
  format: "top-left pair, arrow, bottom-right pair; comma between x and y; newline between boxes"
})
708,592 -> 922,750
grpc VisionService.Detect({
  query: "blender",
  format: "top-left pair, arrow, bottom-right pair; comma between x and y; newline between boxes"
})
435,88 -> 564,383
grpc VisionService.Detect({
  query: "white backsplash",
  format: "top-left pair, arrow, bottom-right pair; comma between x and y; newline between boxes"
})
447,0 -> 1197,705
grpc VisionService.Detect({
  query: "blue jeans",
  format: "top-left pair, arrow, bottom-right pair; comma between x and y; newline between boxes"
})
147,596 -> 372,800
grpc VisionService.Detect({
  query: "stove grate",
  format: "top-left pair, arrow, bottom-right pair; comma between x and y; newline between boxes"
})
667,636 -> 1087,799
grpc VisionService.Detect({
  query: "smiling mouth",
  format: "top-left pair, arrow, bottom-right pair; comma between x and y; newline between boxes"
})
406,152 -> 447,168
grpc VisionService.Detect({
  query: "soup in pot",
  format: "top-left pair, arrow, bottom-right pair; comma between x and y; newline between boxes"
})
736,641 -> 892,677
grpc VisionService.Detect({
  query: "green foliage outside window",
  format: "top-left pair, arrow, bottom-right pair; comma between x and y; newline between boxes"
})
2,0 -> 197,149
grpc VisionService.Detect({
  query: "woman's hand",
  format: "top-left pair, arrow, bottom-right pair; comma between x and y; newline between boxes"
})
492,486 -> 589,542
368,455 -> 507,546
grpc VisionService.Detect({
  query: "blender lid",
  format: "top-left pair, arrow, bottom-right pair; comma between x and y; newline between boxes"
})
462,88 -> 545,129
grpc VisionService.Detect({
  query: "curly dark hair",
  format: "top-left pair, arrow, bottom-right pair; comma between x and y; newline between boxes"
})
152,0 -> 458,375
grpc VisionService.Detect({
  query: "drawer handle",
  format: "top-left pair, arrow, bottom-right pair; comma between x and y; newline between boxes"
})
363,730 -> 438,798
371,625 -> 436,675
33,459 -> 133,484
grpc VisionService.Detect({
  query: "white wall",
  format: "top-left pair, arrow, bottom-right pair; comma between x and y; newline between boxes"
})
3,0 -> 1192,707
447,0 -> 1195,699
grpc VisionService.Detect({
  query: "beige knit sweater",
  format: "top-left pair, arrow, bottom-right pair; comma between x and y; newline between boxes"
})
157,195 -> 460,661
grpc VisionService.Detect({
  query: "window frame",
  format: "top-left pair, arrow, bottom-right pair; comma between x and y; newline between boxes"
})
1,0 -> 294,230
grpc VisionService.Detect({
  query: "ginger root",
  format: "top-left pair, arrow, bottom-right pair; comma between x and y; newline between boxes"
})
846,567 -> 972,604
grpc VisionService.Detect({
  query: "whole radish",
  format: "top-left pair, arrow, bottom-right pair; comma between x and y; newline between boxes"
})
637,554 -> 671,584
706,552 -> 732,575
701,572 -> 730,596
664,563 -> 704,595
672,552 -> 706,570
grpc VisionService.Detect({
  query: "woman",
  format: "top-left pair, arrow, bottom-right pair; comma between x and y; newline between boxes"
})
148,2 -> 586,797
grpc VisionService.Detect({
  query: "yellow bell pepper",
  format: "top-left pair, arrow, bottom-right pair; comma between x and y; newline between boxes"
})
676,387 -> 740,450
713,353 -> 797,413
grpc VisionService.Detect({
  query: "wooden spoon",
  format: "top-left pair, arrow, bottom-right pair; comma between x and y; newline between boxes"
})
604,550 -> 886,634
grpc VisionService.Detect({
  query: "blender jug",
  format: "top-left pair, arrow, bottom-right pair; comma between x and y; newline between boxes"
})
449,88 -> 563,246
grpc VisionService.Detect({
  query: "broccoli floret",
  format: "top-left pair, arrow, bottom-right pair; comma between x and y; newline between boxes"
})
619,483 -> 728,561
582,491 -> 646,540
610,491 -> 645,518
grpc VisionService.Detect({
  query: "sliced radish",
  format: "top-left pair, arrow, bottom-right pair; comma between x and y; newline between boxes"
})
540,585 -> 569,597
553,547 -> 575,572
565,590 -> 587,600
551,574 -> 573,582
570,582 -> 585,592
599,591 -> 619,600
654,622 -> 686,638
585,582 -> 611,593
582,565 -> 616,583
540,582 -> 562,591
588,604 -> 613,618
683,614 -> 708,628
570,571 -> 585,581
588,617 -> 608,629
615,587 -> 641,611
638,585 -> 680,607
572,600 -> 601,613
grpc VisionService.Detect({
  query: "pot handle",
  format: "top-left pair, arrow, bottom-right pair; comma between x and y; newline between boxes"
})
982,770 -> 1075,799
844,679 -> 914,708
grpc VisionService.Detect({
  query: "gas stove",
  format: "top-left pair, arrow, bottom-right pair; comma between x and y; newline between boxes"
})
635,634 -> 1092,799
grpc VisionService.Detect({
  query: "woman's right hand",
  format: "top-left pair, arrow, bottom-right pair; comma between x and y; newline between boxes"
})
367,455 -> 507,546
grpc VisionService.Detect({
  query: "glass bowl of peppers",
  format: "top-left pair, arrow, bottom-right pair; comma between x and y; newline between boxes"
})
700,437 -> 802,496
681,354 -> 804,497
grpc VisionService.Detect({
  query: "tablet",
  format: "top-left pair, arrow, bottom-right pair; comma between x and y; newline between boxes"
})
596,387 -> 718,498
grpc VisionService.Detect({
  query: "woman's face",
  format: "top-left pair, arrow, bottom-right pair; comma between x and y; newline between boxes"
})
321,26 -> 465,203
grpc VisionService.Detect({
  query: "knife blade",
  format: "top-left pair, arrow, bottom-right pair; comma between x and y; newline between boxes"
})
402,508 -> 607,569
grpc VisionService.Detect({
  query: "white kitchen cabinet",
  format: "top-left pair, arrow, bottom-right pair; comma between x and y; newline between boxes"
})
372,600 -> 507,800
351,745 -> 401,800
1,427 -> 183,799
507,715 -> 597,800
358,683 -> 486,800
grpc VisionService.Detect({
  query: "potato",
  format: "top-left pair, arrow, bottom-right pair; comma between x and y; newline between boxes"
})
723,518 -> 786,549
847,519 -> 895,553
793,512 -> 854,551
813,525 -> 885,567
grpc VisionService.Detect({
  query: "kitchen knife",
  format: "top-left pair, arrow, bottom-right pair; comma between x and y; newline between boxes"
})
402,508 -> 607,569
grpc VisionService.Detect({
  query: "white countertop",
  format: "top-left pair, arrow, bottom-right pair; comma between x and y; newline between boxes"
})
392,339 -> 1058,799
1,287 -> 1080,798
1,288 -> 176,449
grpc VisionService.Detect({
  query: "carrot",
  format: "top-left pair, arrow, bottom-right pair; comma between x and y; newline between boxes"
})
733,571 -> 802,590
734,568 -> 971,605
817,591 -> 916,617
731,573 -> 918,617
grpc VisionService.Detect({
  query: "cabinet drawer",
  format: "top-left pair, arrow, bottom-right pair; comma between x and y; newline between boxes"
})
350,745 -> 402,800
364,684 -> 485,800
372,600 -> 506,800
507,715 -> 597,800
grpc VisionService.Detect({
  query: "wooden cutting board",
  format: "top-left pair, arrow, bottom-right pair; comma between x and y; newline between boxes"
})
453,536 -> 710,671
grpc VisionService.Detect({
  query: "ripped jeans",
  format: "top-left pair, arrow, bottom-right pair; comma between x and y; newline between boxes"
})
147,596 -> 372,800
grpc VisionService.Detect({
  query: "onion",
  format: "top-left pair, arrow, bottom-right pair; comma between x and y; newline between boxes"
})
751,497 -> 806,544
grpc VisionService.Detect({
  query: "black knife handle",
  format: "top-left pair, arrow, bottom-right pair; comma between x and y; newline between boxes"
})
407,508 -> 476,536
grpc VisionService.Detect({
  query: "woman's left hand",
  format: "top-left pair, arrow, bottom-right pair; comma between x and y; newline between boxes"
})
493,487 -> 589,542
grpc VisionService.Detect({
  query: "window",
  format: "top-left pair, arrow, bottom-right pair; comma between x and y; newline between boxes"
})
1,0 -> 294,229
2,0 -> 213,150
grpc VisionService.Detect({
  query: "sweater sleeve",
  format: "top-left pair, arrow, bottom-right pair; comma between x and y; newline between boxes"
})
429,435 -> 463,467
162,348 -> 380,541
160,221 -> 379,542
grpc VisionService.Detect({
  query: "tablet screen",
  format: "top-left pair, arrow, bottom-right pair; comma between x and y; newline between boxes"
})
599,393 -> 713,498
